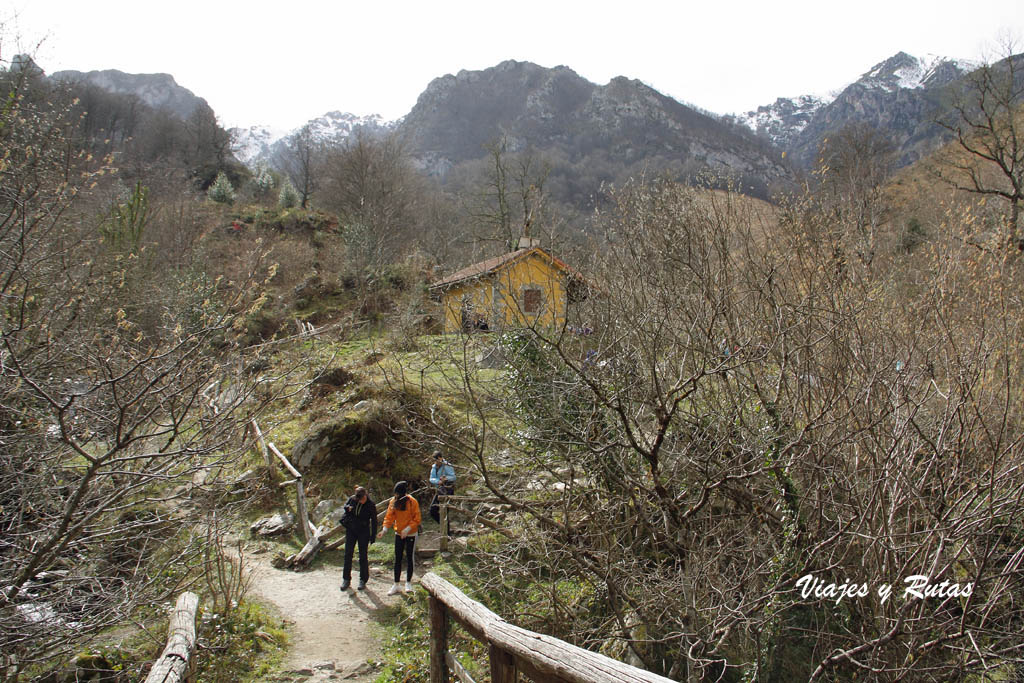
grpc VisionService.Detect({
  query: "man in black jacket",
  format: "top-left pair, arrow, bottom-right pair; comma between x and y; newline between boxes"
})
340,486 -> 377,590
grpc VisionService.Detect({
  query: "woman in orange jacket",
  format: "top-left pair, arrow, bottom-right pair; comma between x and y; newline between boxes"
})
377,480 -> 421,595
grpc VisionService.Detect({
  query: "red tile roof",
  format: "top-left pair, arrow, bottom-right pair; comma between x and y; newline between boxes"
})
430,247 -> 582,290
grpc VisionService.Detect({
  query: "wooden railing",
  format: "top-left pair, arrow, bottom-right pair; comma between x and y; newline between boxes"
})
435,495 -> 515,553
421,573 -> 675,683
145,592 -> 199,683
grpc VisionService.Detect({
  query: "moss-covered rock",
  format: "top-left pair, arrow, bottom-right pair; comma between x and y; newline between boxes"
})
62,652 -> 121,682
292,401 -> 394,471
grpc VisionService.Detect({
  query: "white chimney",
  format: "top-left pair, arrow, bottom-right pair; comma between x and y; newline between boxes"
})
518,236 -> 541,249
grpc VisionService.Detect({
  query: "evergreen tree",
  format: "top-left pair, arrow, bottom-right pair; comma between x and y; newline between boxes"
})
251,163 -> 275,199
278,179 -> 299,209
208,171 -> 236,204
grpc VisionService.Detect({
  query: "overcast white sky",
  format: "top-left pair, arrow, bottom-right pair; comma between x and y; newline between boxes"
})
5,0 -> 1023,131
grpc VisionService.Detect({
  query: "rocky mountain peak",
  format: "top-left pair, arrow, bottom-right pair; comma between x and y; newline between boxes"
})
11,53 -> 45,77
729,94 -> 829,149
50,68 -> 210,120
231,111 -> 396,166
400,60 -> 787,199
735,51 -> 975,168
855,51 -> 971,93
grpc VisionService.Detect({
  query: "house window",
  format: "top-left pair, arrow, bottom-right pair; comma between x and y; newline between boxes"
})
522,288 -> 542,315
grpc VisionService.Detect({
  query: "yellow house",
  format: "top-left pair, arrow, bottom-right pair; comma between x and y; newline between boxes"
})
431,238 -> 587,333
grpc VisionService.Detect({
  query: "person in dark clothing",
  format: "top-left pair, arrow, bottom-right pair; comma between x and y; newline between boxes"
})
340,486 -> 377,591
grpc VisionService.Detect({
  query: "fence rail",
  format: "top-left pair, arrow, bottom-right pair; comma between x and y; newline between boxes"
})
421,573 -> 675,683
435,495 -> 513,553
144,592 -> 199,683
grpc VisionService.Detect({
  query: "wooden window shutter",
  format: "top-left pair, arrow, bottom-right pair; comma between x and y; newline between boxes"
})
523,288 -> 542,314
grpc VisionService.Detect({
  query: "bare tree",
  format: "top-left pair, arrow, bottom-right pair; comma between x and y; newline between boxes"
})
936,42 -> 1024,245
319,132 -> 426,271
279,124 -> 323,209
467,135 -> 552,252
816,122 -> 896,265
184,104 -> 234,186
0,56 -> 291,683
395,179 -> 1024,681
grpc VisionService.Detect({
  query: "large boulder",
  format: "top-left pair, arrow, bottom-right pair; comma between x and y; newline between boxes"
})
290,400 -> 393,470
250,512 -> 296,537
311,499 -> 341,525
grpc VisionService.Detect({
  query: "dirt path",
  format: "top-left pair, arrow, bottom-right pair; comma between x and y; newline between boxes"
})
248,552 -> 398,682
246,534 -> 441,682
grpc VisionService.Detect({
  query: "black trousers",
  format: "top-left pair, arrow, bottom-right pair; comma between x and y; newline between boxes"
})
429,484 -> 454,523
393,535 -> 415,582
343,528 -> 370,583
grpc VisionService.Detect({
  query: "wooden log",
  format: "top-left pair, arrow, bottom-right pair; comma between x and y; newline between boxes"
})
485,621 -> 676,683
446,651 -> 476,683
268,442 -> 302,479
295,480 -> 311,543
322,534 -> 346,553
288,529 -> 323,569
145,592 -> 199,683
317,522 -> 346,545
285,519 -> 349,568
249,420 -> 271,467
488,643 -> 517,683
266,442 -> 313,546
421,572 -> 503,643
429,595 -> 449,683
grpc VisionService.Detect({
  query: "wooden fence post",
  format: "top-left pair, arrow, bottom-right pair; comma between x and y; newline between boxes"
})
249,420 -> 271,467
295,478 -> 311,543
422,571 -> 677,683
268,442 -> 311,544
429,594 -> 449,683
439,498 -> 449,553
489,643 -> 517,683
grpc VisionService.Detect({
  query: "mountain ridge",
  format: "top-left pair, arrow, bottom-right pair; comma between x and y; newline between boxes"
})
397,59 -> 788,199
732,52 -> 974,168
231,112 -> 395,166
41,50 -> 1007,201
50,68 -> 212,121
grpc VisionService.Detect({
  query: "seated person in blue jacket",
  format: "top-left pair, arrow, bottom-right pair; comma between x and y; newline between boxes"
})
428,450 -> 456,523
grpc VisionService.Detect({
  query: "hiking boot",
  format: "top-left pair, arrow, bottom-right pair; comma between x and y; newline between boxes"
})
340,580 -> 350,591
387,583 -> 401,596
405,581 -> 414,593
357,580 -> 366,590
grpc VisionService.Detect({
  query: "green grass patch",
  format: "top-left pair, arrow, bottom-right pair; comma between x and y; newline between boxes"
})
194,600 -> 288,682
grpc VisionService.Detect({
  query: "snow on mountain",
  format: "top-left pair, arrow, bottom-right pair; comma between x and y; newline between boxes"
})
231,125 -> 290,165
858,52 -> 973,93
730,94 -> 830,148
304,111 -> 392,143
231,112 -> 397,166
731,52 -> 972,154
